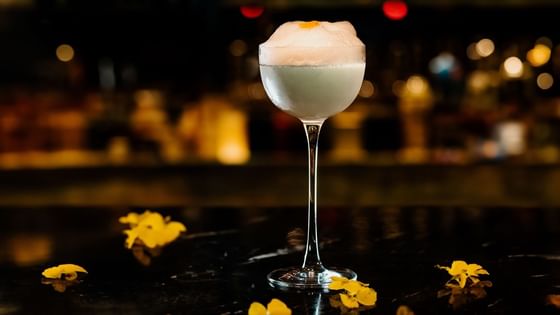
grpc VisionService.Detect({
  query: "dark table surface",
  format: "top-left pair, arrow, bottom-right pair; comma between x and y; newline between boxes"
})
1,205 -> 560,314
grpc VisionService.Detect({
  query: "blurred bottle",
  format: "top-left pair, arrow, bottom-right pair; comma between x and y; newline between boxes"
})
177,94 -> 250,164
397,75 -> 434,163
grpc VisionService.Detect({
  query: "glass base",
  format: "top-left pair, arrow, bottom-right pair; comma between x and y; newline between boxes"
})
267,266 -> 357,290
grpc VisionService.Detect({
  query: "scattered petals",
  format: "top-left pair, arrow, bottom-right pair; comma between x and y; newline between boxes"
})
120,210 -> 187,249
329,276 -> 377,311
248,299 -> 291,315
436,260 -> 492,309
41,264 -> 87,292
267,298 -> 292,315
329,276 -> 348,290
436,260 -> 490,289
248,302 -> 267,315
340,293 -> 360,309
343,280 -> 365,295
356,287 -> 377,306
42,264 -> 87,280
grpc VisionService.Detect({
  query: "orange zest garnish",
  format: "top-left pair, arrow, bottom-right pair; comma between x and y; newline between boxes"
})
298,21 -> 320,29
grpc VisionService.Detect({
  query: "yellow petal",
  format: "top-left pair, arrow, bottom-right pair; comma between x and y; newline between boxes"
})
267,298 -> 292,315
138,212 -> 166,230
343,280 -> 363,295
458,273 -> 468,288
60,264 -> 87,273
42,264 -> 87,279
42,266 -> 63,279
162,222 -> 187,243
124,228 -> 139,249
119,212 -> 140,225
436,264 -> 451,272
340,293 -> 360,309
449,261 -> 468,276
248,302 -> 267,315
356,287 -> 377,306
123,211 -> 186,249
467,264 -> 489,276
466,263 -> 481,271
137,226 -> 160,248
329,276 -> 348,290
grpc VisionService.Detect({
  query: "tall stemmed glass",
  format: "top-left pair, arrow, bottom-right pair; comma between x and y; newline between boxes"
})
259,22 -> 365,289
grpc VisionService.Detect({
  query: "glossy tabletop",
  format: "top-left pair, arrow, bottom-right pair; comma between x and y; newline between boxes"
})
1,206 -> 560,314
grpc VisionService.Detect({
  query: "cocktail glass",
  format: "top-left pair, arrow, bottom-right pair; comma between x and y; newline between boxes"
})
259,42 -> 365,289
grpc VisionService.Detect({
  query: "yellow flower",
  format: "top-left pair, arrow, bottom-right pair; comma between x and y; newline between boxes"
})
248,299 -> 292,315
42,264 -> 88,281
339,287 -> 377,309
339,293 -> 360,309
329,276 -> 378,309
437,260 -> 489,288
329,276 -> 368,294
120,211 -> 187,249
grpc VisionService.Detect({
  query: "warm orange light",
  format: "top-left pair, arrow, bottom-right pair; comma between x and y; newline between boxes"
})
406,75 -> 429,96
229,39 -> 247,57
240,5 -> 264,19
466,43 -> 481,60
503,57 -> 523,78
359,80 -> 375,98
56,44 -> 74,62
537,72 -> 554,90
527,44 -> 551,67
216,110 -> 250,164
382,0 -> 408,21
475,38 -> 495,58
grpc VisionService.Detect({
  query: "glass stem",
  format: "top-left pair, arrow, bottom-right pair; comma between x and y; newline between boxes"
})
302,121 -> 325,270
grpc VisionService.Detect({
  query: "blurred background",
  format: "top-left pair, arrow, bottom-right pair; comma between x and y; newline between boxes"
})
2,0 -> 560,206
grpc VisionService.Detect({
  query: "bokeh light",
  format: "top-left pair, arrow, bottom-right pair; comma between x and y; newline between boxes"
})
382,0 -> 408,21
56,44 -> 74,62
466,43 -> 481,60
527,44 -> 551,67
406,75 -> 429,96
392,80 -> 405,96
537,72 -> 554,90
229,39 -> 247,57
467,70 -> 493,93
359,80 -> 375,98
240,5 -> 264,19
429,52 -> 458,77
503,57 -> 523,78
475,38 -> 495,58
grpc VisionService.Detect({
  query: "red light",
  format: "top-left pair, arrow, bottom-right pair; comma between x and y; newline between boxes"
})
240,6 -> 264,19
382,0 -> 408,21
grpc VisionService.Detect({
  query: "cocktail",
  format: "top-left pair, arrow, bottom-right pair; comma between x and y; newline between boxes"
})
259,21 -> 365,289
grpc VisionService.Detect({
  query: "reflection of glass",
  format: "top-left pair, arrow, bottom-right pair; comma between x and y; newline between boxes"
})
259,25 -> 365,289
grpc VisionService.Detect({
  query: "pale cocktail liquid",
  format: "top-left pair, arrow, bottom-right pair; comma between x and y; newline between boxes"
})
260,63 -> 365,121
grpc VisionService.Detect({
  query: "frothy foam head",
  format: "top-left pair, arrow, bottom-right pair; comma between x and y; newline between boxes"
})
259,21 -> 365,66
